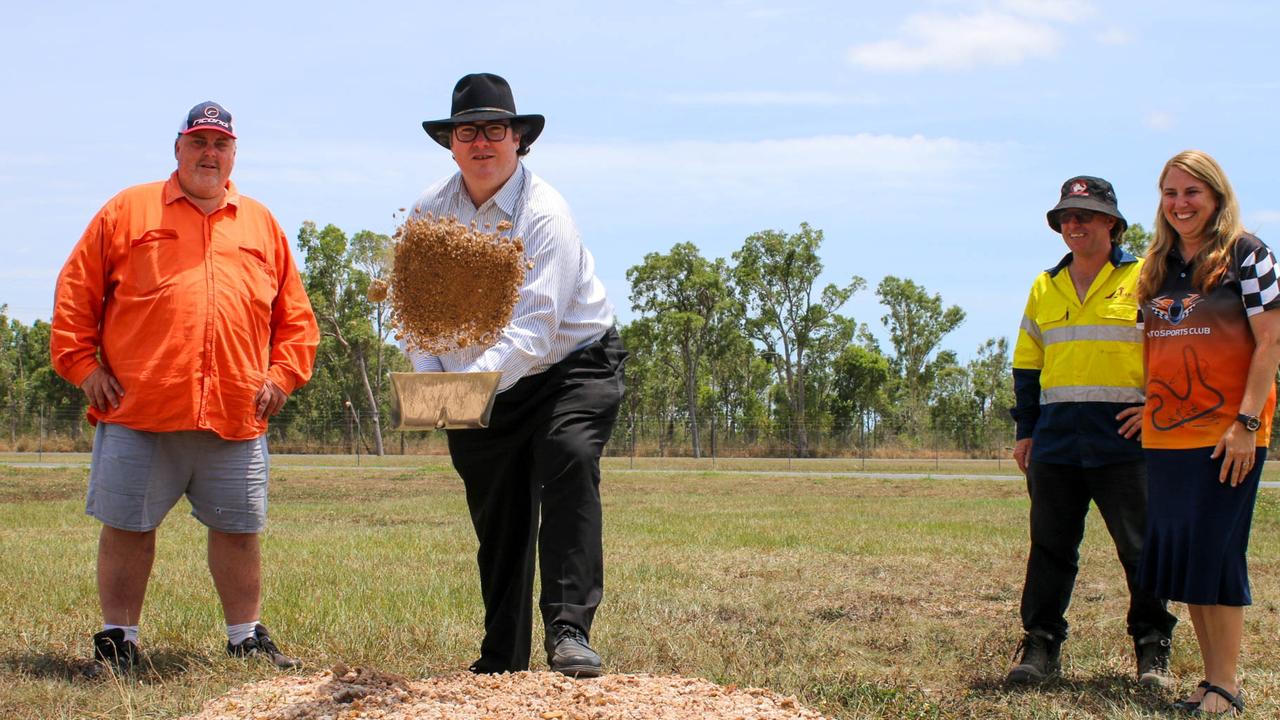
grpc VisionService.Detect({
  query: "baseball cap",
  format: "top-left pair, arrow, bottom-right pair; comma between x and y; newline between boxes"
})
178,101 -> 236,138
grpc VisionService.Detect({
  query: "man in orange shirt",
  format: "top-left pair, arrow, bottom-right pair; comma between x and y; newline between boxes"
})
50,101 -> 319,675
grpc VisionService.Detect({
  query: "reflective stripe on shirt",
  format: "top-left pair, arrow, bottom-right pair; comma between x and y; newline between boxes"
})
1041,385 -> 1145,404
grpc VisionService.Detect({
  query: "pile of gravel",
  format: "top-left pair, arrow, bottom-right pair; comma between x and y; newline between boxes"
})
381,214 -> 529,355
182,664 -> 830,719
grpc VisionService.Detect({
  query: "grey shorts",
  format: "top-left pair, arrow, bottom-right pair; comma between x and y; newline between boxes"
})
86,423 -> 269,533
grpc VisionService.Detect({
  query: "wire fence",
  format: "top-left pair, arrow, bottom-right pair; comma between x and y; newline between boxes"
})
0,404 -> 1018,460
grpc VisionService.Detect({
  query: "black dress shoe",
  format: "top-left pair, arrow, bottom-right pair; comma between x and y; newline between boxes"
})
545,623 -> 602,678
468,658 -> 510,674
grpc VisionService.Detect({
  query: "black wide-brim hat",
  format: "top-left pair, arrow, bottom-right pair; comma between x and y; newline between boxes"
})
1046,175 -> 1128,239
422,73 -> 545,150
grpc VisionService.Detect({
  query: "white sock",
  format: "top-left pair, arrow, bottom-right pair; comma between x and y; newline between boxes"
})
227,621 -> 259,646
104,624 -> 139,644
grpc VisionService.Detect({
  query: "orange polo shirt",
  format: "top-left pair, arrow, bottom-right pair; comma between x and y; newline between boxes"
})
50,173 -> 319,440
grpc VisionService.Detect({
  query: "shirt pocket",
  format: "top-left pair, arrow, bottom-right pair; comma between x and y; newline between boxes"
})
1033,295 -> 1071,332
1099,299 -> 1139,325
237,245 -> 278,308
126,228 -> 181,295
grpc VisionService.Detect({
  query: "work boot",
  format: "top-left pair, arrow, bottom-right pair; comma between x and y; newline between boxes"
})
226,623 -> 301,669
1006,629 -> 1061,684
91,628 -> 140,675
545,623 -> 602,678
1135,632 -> 1172,687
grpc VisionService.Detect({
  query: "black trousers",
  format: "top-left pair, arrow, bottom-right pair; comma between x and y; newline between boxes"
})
1019,460 -> 1177,642
446,328 -> 626,672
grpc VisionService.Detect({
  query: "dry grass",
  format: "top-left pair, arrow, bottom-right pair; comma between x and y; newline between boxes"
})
0,458 -> 1277,719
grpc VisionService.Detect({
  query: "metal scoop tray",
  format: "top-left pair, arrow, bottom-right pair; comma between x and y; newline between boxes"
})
389,371 -> 501,430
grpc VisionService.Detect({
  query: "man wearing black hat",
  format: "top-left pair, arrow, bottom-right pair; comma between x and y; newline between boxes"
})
1007,177 -> 1177,685
408,73 -> 625,677
50,101 -> 319,675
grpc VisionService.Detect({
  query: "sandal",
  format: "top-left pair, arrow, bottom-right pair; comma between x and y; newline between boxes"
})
1190,684 -> 1245,716
1173,680 -> 1211,712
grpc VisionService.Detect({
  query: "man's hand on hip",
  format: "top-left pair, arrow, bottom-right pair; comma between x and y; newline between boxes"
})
254,379 -> 288,419
80,367 -> 124,412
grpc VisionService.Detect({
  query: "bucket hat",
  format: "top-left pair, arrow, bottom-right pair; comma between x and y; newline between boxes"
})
1047,175 -> 1127,239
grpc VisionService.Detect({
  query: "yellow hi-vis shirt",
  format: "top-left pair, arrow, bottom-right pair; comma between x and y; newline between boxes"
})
1011,244 -> 1145,467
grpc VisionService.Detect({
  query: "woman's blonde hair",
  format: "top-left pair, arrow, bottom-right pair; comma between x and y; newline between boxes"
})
1136,150 -> 1244,304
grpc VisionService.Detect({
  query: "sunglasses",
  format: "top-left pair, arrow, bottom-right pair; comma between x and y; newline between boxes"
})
1058,210 -> 1099,225
453,123 -> 510,143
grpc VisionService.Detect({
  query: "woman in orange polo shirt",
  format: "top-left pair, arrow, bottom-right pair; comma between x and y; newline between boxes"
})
1135,150 -> 1280,715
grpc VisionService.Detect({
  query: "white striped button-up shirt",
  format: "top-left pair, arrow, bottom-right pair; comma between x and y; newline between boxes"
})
406,163 -> 614,392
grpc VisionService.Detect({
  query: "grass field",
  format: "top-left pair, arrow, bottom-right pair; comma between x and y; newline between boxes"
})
1,456 -> 1277,719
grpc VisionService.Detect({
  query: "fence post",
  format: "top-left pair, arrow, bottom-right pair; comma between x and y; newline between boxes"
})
630,416 -> 636,470
710,412 -> 716,469
934,429 -> 940,470
344,401 -> 354,458
787,424 -> 792,471
38,404 -> 46,461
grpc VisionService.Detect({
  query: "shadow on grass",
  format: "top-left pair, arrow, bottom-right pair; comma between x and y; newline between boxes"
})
2,647 -> 213,682
969,672 -> 1171,714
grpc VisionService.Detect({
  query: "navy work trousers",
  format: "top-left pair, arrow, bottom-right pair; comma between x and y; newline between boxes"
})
1019,460 -> 1177,642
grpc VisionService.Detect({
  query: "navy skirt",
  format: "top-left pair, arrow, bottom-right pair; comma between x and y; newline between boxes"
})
1139,447 -> 1264,606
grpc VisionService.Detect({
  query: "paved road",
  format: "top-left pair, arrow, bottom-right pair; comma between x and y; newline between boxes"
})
5,459 -> 1278,488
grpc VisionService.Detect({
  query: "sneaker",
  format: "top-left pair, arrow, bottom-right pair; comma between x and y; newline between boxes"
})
1135,632 -> 1172,687
226,623 -> 301,669
92,628 -> 139,675
1006,629 -> 1061,684
544,623 -> 602,678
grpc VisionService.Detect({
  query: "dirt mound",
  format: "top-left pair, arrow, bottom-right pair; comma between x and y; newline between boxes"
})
182,664 -> 830,719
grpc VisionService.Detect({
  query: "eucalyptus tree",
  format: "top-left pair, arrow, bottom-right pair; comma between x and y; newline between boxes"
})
876,276 -> 966,432
968,336 -> 1015,452
627,242 -> 733,457
618,318 -> 683,454
297,221 -> 392,455
831,341 -> 891,444
1120,222 -> 1152,258
731,223 -> 864,456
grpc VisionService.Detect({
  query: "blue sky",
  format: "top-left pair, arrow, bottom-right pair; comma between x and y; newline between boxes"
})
3,0 -> 1278,361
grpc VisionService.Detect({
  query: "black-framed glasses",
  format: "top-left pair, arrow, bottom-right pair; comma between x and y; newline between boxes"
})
453,123 -> 510,143
1058,209 -> 1098,225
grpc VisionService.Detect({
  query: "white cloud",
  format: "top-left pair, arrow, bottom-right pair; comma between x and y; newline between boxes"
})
1144,112 -> 1174,130
665,90 -> 879,106
536,132 -> 1015,223
849,10 -> 1061,71
848,1 -> 1097,72
999,0 -> 1093,22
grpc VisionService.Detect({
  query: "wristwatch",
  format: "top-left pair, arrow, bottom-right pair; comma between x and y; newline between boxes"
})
1236,413 -> 1262,432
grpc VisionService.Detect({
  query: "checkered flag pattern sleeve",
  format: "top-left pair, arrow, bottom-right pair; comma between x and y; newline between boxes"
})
1240,242 -> 1280,316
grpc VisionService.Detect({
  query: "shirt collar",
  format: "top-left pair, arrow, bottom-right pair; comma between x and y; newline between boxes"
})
1167,245 -> 1192,267
1045,242 -> 1136,278
452,162 -> 525,216
163,172 -> 240,210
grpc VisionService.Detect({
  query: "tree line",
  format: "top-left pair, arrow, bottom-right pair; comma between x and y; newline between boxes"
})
3,221 -> 1155,455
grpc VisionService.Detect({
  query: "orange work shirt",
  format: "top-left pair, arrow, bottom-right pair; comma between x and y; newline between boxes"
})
50,173 -> 319,440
